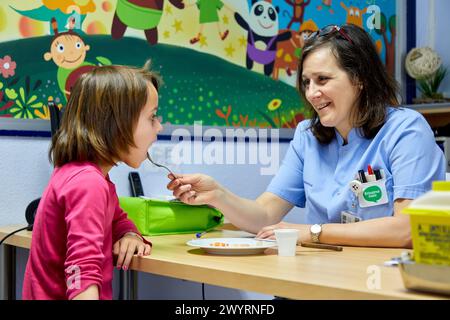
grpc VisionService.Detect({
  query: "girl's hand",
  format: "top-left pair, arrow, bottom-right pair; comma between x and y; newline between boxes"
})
113,233 -> 151,270
166,173 -> 223,207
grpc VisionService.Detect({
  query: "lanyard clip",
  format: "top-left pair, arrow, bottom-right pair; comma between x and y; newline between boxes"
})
349,180 -> 362,195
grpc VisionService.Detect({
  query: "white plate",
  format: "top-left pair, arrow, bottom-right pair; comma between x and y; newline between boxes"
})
187,238 -> 277,255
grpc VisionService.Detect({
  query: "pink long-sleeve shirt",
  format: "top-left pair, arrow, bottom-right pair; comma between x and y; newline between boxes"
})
23,162 -> 145,300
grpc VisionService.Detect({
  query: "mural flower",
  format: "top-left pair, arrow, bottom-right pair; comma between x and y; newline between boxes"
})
265,98 -> 283,127
34,104 -> 50,120
0,82 -> 15,116
0,56 -> 17,78
282,111 -> 305,129
267,99 -> 282,111
9,87 -> 43,119
215,105 -> 232,126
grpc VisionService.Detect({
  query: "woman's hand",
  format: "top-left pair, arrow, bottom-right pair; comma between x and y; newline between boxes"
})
256,222 -> 311,244
167,173 -> 223,206
113,233 -> 151,270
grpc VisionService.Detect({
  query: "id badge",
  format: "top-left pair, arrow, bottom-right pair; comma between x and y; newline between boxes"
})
341,211 -> 362,224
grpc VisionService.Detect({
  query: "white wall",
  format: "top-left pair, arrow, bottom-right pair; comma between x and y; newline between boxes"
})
416,0 -> 450,97
435,0 -> 450,97
0,136 -> 53,226
0,134 -> 304,299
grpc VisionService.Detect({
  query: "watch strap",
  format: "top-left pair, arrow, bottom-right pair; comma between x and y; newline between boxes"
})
310,224 -> 322,243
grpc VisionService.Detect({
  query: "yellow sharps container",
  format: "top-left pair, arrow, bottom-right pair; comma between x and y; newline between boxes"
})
402,181 -> 450,266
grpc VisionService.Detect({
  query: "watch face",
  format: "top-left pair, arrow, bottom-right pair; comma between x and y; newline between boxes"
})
311,224 -> 321,233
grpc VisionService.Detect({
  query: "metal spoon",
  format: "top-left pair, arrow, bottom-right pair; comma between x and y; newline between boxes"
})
146,152 -> 175,177
146,152 -> 185,202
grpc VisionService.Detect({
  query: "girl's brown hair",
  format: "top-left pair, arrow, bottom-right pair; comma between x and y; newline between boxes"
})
297,24 -> 400,144
49,62 -> 161,167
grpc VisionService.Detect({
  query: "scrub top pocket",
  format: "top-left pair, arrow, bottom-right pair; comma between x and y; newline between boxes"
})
354,171 -> 395,220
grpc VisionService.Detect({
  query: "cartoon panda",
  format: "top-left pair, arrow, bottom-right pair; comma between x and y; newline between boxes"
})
235,0 -> 291,76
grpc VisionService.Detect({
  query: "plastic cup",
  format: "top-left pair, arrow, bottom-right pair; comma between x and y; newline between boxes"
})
274,229 -> 299,256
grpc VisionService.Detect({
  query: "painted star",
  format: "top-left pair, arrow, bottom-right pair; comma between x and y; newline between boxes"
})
199,34 -> 208,47
165,5 -> 173,15
163,30 -> 170,39
172,19 -> 183,33
225,44 -> 235,57
238,36 -> 247,47
222,15 -> 229,25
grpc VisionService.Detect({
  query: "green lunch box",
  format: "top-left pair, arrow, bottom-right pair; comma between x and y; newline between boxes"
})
119,197 -> 224,236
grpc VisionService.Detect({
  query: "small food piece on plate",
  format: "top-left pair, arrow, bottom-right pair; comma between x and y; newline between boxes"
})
211,242 -> 229,247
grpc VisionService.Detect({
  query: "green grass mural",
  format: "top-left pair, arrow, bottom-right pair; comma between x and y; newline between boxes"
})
0,35 -> 306,129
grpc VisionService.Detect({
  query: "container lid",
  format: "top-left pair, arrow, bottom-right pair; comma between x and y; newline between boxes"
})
433,181 -> 450,192
402,181 -> 450,216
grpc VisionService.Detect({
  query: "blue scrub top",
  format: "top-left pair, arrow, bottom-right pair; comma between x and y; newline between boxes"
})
266,107 -> 446,224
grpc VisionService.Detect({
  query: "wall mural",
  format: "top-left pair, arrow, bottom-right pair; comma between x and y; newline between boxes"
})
0,0 -> 396,129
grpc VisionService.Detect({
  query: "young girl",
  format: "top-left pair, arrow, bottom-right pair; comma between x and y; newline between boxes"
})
23,63 -> 162,300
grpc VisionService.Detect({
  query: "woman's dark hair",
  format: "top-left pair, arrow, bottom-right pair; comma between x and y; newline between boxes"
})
297,24 -> 399,144
49,61 -> 161,167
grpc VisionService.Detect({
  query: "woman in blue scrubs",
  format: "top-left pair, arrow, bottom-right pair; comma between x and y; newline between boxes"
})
167,24 -> 446,248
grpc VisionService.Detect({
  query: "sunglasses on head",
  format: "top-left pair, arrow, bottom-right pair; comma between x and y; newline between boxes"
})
307,25 -> 353,44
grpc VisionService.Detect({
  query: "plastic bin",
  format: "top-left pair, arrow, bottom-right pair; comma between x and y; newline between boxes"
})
402,181 -> 450,266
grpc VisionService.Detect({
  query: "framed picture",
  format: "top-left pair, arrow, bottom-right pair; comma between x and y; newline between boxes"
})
0,0 -> 405,139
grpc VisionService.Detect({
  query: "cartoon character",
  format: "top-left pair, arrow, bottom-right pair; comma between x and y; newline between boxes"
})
317,0 -> 334,14
187,0 -> 232,45
235,0 -> 291,76
340,2 -> 367,28
295,19 -> 319,56
283,0 -> 311,30
11,0 -> 96,35
44,18 -> 110,101
111,0 -> 185,45
273,19 -> 318,80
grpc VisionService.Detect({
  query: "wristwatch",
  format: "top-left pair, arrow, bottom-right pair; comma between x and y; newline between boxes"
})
310,224 -> 322,243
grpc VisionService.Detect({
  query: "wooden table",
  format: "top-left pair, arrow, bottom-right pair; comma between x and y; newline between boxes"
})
0,224 -> 446,300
